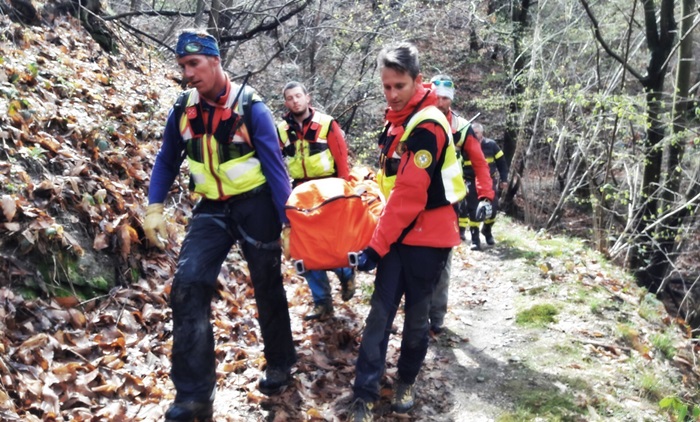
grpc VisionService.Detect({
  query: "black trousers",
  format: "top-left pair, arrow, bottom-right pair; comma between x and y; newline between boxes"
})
463,177 -> 499,227
169,190 -> 296,402
353,243 -> 450,401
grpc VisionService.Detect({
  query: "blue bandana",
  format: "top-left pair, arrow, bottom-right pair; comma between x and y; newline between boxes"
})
176,32 -> 220,57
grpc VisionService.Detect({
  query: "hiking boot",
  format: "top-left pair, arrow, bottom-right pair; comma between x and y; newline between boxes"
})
348,398 -> 373,422
391,381 -> 415,414
258,366 -> 291,395
470,228 -> 481,251
429,317 -> 443,334
164,400 -> 213,422
304,302 -> 333,321
482,224 -> 495,245
341,270 -> 356,302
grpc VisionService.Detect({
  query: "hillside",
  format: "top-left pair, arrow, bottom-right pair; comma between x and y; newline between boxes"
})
1,13 -> 699,422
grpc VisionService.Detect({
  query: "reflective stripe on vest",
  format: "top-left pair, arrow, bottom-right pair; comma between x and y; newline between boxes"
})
179,87 -> 267,199
451,114 -> 470,170
452,115 -> 471,149
464,149 -> 503,171
378,106 -> 466,204
464,157 -> 495,166
277,112 -> 335,180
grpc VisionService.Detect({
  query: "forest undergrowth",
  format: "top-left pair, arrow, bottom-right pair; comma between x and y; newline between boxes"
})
1,12 -> 699,422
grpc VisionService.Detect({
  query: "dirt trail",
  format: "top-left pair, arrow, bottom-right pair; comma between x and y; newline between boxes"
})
174,219 -> 694,421
413,221 -> 692,422
424,243 -> 524,422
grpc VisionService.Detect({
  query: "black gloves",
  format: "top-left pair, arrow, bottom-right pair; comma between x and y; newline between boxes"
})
357,247 -> 380,272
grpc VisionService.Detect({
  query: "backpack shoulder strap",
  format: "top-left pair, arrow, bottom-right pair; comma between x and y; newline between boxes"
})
173,90 -> 193,124
239,86 -> 258,132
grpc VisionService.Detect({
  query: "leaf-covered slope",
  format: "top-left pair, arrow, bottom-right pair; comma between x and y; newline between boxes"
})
0,15 -> 181,291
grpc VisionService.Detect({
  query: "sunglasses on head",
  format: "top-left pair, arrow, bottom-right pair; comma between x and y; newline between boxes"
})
432,80 -> 454,88
184,42 -> 205,53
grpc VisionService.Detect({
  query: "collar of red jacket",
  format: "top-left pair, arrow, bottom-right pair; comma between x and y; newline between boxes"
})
385,83 -> 437,126
195,78 -> 234,122
284,106 -> 315,128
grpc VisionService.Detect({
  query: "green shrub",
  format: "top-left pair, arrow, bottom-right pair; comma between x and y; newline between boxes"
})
516,303 -> 559,327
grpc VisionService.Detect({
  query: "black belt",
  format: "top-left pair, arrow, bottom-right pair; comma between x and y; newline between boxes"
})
225,184 -> 268,204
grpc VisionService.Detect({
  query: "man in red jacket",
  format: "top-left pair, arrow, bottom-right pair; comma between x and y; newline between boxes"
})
428,74 -> 494,334
470,122 -> 509,246
348,42 -> 467,421
277,81 -> 355,321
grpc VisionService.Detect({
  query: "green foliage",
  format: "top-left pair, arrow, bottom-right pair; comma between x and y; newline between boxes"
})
359,278 -> 374,305
498,383 -> 583,421
88,276 -> 110,292
650,332 -> 676,360
18,287 -> 39,299
351,128 -> 383,167
638,371 -> 663,400
27,62 -> 39,78
516,303 -> 559,327
615,323 -> 640,347
588,296 -> 603,314
553,342 -> 580,358
516,389 -> 580,420
130,267 -> 140,282
32,251 -> 115,300
638,293 -> 664,324
28,146 -> 46,159
659,396 -> 700,422
3,183 -> 18,193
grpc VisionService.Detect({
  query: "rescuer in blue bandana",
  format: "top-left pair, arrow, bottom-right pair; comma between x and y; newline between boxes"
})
143,29 -> 296,421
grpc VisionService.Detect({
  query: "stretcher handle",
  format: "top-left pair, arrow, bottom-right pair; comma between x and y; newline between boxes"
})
348,252 -> 359,267
294,260 -> 305,274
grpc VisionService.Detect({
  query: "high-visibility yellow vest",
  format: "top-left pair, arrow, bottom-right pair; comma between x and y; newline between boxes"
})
376,106 -> 466,205
277,111 -> 335,180
177,86 -> 266,200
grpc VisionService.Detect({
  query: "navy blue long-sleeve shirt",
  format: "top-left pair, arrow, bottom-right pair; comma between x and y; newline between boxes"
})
148,99 -> 292,224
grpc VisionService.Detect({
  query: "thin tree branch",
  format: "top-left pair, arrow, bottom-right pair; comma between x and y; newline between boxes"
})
103,10 -> 200,21
117,20 -> 176,54
579,0 -> 645,82
219,0 -> 311,42
642,191 -> 700,234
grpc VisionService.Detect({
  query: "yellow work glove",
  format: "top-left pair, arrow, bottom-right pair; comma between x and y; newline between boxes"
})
281,225 -> 291,260
143,203 -> 166,250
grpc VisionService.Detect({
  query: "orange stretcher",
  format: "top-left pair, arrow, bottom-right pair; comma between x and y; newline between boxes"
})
285,173 -> 384,273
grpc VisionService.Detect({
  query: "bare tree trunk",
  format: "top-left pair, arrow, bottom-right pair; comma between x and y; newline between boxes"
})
580,0 -> 677,291
308,0 -> 323,79
590,1 -> 636,252
500,0 -> 531,215
208,0 -> 222,33
194,0 -> 207,27
128,0 -> 138,24
629,0 -> 676,291
652,0 -> 695,293
208,0 -> 236,61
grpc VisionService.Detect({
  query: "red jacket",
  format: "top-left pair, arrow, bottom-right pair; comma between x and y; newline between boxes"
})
448,111 -> 494,201
280,107 -> 350,180
369,87 -> 461,257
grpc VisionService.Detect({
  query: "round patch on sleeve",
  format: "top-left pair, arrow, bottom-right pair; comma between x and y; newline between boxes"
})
414,150 -> 433,169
